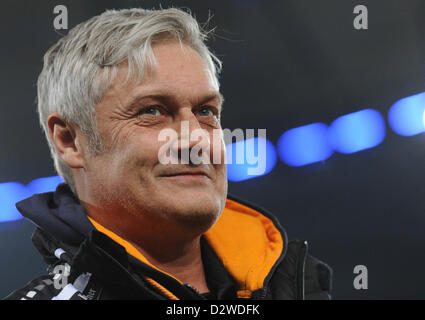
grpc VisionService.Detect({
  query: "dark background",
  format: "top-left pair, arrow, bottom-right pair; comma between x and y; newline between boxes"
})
1,0 -> 425,299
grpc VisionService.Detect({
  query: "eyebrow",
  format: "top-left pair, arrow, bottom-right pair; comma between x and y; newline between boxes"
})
126,91 -> 225,111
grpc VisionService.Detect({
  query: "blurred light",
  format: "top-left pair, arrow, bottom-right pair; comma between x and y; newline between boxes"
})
0,182 -> 31,222
328,109 -> 386,154
27,175 -> 64,195
277,123 -> 333,166
226,137 -> 277,182
388,92 -> 425,136
0,176 -> 64,223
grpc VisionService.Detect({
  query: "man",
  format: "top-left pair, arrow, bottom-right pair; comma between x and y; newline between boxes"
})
4,7 -> 331,300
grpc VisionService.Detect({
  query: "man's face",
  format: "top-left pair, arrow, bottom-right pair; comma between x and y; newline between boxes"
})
80,41 -> 227,235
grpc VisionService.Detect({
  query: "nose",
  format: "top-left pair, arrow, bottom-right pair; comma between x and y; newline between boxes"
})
172,108 -> 211,165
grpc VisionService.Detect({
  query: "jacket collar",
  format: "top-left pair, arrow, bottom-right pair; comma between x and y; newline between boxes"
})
16,183 -> 93,245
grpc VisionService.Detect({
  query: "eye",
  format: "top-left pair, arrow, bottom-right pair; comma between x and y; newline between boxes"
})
197,106 -> 216,117
137,106 -> 162,117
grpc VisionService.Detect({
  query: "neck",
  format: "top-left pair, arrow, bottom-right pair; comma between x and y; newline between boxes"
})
83,204 -> 210,294
131,236 -> 209,294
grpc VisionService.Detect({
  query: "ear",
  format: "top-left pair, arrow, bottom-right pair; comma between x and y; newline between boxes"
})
47,112 -> 86,169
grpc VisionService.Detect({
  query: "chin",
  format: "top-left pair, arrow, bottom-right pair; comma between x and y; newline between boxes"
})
162,191 -> 224,233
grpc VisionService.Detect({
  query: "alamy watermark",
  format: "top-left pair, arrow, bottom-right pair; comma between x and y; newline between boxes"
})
52,263 -> 70,290
53,5 -> 68,30
157,122 -> 267,176
353,5 -> 368,30
353,265 -> 368,290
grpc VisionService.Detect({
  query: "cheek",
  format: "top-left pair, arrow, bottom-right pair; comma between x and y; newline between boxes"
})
101,127 -> 162,177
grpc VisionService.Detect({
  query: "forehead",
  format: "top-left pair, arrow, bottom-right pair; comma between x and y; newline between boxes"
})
103,41 -> 219,106
151,41 -> 217,87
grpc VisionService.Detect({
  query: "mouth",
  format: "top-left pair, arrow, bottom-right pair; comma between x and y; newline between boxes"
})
158,169 -> 212,182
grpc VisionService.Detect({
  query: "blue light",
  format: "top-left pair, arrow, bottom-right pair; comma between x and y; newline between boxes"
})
226,137 -> 277,182
0,182 -> 31,222
27,175 -> 64,195
277,123 -> 333,167
328,109 -> 386,154
388,92 -> 425,136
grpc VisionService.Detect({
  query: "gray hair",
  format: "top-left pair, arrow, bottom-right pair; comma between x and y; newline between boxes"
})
37,8 -> 222,196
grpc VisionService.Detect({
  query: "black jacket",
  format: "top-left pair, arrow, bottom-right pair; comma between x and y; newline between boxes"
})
3,183 -> 332,300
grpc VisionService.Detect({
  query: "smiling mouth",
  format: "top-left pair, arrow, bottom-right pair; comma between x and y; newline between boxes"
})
159,171 -> 211,182
162,173 -> 209,178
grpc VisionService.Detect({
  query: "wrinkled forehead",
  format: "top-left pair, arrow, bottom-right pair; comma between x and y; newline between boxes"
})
97,42 -> 222,108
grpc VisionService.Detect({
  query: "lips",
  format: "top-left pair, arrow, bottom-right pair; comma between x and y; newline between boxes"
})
161,171 -> 209,178
158,167 -> 212,179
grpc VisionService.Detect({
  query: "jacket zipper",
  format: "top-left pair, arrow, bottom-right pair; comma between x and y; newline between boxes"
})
295,240 -> 308,300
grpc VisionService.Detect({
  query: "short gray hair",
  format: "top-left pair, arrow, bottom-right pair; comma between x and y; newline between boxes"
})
37,7 -> 222,195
